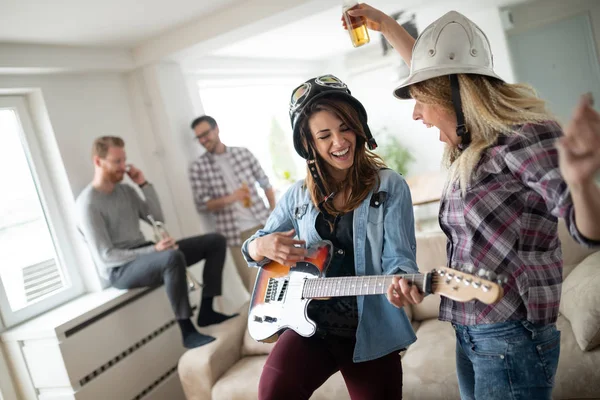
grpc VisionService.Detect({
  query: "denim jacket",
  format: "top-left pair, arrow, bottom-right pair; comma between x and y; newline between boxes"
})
242,169 -> 418,362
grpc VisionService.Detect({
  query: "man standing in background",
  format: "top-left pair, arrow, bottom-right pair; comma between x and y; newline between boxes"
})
190,116 -> 275,291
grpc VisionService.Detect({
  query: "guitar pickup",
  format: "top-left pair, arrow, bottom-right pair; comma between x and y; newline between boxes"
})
264,316 -> 277,323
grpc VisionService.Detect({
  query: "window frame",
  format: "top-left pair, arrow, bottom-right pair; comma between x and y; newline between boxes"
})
0,96 -> 84,328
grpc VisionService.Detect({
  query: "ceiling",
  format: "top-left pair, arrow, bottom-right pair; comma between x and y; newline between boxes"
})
212,6 -> 358,61
210,0 -> 529,61
0,0 -> 241,47
212,1 -> 425,61
0,0 -> 532,64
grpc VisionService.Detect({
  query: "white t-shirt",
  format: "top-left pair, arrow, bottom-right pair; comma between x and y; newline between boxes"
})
212,152 -> 262,232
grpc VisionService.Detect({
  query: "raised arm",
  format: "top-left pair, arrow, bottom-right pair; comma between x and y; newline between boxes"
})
137,184 -> 164,223
346,3 -> 416,66
557,94 -> 600,242
505,122 -> 600,246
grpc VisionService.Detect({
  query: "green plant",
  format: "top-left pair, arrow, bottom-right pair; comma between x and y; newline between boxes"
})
374,133 -> 414,176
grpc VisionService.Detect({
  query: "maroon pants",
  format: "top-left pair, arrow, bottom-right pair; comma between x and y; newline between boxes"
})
258,330 -> 403,400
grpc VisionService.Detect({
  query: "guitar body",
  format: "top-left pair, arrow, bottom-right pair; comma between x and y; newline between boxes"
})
248,243 -> 332,343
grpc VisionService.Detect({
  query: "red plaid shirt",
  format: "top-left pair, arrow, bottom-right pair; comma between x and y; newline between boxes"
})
189,146 -> 271,246
439,121 -> 599,326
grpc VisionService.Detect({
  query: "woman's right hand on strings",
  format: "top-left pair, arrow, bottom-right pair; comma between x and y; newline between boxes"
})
342,3 -> 396,33
386,276 -> 424,308
253,229 -> 307,266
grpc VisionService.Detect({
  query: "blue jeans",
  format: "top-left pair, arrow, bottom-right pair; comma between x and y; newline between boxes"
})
454,321 -> 560,400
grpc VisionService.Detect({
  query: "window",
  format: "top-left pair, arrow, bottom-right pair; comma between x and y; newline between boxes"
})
197,78 -> 306,198
0,96 -> 84,328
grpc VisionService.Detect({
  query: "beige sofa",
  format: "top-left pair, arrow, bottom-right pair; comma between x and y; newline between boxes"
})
179,221 -> 600,399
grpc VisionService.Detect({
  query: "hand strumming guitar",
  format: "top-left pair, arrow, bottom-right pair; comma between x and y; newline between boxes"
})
249,229 -> 307,267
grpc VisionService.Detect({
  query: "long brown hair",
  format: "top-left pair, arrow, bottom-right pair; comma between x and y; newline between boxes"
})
297,98 -> 386,215
409,74 -> 556,192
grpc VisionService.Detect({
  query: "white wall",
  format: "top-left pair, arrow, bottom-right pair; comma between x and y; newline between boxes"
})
505,0 -> 600,57
0,73 -> 148,198
319,3 -> 516,177
503,0 -> 600,123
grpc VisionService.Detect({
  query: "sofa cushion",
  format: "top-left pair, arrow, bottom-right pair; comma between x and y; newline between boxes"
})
552,315 -> 600,398
558,219 -> 597,279
212,356 -> 264,400
178,310 -> 247,400
559,251 -> 600,351
412,293 -> 441,322
401,319 -> 461,399
212,356 -> 349,400
403,303 -> 413,322
416,231 -> 448,271
241,328 -> 276,356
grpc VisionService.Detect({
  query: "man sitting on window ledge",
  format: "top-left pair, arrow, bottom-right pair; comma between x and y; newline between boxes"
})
76,136 -> 237,349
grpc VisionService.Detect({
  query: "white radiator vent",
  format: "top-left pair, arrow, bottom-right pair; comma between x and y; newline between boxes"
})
23,259 -> 64,302
133,365 -> 178,400
79,319 -> 177,387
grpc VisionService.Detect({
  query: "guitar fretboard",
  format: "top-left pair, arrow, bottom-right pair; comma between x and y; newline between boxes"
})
302,274 -> 428,298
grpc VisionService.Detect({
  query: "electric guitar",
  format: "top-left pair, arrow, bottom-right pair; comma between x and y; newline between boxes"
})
248,241 -> 504,343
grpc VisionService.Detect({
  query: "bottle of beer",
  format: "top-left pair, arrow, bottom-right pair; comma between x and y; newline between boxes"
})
342,0 -> 370,48
241,182 -> 252,208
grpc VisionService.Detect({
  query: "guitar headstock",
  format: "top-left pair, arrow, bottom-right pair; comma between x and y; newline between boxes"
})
431,267 -> 504,304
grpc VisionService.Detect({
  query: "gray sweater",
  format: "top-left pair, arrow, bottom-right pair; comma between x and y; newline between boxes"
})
76,183 -> 164,279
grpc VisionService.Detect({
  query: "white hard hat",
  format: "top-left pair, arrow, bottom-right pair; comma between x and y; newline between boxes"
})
394,11 -> 504,99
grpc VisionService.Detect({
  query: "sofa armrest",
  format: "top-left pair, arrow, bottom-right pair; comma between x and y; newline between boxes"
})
559,252 -> 600,351
178,303 -> 249,400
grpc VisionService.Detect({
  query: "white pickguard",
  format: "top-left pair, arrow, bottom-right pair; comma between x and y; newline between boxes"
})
248,270 -> 317,342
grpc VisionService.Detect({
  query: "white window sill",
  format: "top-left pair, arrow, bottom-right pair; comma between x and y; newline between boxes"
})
1,287 -> 152,342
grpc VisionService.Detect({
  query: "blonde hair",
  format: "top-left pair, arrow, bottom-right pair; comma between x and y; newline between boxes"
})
409,75 -> 557,192
298,98 -> 386,216
92,136 -> 124,159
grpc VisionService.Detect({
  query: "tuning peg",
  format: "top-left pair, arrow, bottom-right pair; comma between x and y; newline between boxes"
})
477,268 -> 488,278
496,273 -> 509,285
484,271 -> 497,281
462,264 -> 475,274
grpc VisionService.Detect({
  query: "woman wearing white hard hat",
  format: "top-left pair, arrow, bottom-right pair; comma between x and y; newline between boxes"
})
346,4 -> 600,399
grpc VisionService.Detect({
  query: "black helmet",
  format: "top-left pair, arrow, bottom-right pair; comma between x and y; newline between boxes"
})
289,74 -> 377,160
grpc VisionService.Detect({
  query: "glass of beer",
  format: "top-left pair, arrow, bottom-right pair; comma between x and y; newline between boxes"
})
343,1 -> 370,48
242,182 -> 252,208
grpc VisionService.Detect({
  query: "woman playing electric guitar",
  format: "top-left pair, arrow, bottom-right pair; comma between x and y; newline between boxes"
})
242,75 -> 420,399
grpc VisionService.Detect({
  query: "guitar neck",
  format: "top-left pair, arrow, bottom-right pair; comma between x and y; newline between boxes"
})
302,274 -> 430,299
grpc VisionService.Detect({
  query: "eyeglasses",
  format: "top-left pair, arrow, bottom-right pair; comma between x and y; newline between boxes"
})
102,157 -> 126,167
195,127 -> 214,142
289,75 -> 348,113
